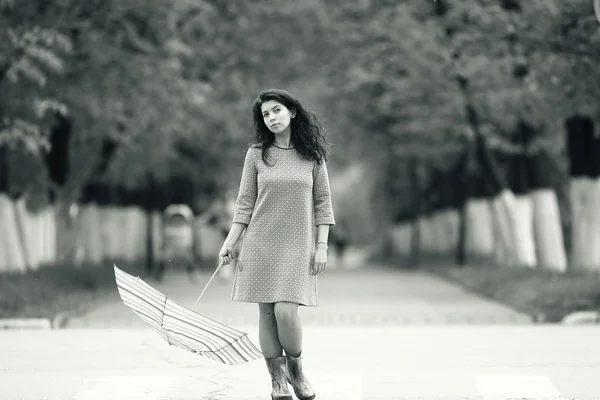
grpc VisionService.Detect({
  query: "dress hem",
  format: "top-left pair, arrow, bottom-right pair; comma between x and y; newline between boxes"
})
231,297 -> 317,307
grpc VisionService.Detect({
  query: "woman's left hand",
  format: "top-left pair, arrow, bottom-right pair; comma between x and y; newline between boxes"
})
311,246 -> 328,275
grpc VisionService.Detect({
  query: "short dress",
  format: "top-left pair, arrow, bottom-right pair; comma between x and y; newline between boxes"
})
230,144 -> 336,306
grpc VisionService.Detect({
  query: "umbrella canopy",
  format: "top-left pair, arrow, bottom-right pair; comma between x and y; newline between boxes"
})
114,264 -> 262,365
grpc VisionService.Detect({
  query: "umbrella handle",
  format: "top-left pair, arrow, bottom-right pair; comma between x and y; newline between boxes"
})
192,260 -> 223,310
192,255 -> 242,310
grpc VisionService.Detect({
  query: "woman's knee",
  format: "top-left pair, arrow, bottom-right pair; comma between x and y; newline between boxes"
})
258,303 -> 276,321
274,302 -> 298,324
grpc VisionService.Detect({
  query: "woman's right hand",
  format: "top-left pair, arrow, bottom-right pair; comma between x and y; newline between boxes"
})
219,244 -> 234,265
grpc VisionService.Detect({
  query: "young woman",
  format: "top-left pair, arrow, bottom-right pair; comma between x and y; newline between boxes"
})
219,88 -> 335,400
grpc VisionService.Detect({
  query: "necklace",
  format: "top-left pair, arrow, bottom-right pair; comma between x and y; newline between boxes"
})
272,143 -> 294,149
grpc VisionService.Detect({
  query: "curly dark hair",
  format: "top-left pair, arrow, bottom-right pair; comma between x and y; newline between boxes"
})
251,88 -> 332,166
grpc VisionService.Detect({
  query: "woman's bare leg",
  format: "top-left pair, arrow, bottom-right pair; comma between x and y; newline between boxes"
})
274,302 -> 315,399
274,302 -> 302,357
258,303 -> 283,358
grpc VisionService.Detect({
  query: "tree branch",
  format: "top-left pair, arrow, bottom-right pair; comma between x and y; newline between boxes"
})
0,47 -> 25,87
122,20 -> 155,54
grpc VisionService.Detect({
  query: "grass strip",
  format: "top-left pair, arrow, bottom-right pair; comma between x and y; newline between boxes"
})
426,263 -> 600,322
0,262 -> 144,319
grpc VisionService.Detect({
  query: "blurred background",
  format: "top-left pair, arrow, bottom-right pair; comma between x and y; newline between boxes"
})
1,0 -> 600,323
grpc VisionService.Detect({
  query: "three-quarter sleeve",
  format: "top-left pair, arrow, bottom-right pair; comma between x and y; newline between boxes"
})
313,159 -> 336,226
232,148 -> 258,225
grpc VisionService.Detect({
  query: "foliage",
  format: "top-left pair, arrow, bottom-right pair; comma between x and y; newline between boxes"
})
1,0 -> 599,215
318,0 -> 600,219
0,0 -> 71,156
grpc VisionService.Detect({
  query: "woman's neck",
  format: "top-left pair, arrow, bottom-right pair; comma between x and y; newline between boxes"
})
274,134 -> 292,148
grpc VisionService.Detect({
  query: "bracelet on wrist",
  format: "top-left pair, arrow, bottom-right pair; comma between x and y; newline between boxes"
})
317,241 -> 328,249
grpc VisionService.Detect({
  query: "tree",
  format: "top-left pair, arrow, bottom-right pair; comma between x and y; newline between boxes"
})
2,0 -> 598,215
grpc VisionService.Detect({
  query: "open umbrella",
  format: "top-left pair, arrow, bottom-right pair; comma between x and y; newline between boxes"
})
114,262 -> 262,365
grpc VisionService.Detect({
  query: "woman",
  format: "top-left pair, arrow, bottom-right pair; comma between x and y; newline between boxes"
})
219,88 -> 335,400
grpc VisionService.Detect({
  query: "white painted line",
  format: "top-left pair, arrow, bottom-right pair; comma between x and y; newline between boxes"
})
315,373 -> 364,400
74,376 -> 176,400
361,369 -> 477,397
474,374 -> 566,399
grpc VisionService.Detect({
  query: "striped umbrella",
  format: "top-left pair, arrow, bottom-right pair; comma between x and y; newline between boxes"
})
114,263 -> 262,365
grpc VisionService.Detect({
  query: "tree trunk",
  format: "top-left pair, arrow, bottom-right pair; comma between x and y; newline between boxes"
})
462,102 -> 520,266
566,115 -> 599,270
456,142 -> 476,265
508,125 -> 537,268
0,194 -> 27,272
146,209 -> 155,276
529,151 -> 567,272
475,136 -> 520,266
408,158 -> 421,268
0,147 -> 8,195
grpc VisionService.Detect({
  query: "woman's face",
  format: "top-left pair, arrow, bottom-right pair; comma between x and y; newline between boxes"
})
261,100 -> 295,135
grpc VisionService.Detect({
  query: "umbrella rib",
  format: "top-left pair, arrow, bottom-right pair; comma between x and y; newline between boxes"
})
166,311 -> 240,341
164,314 -> 236,351
169,303 -> 246,337
167,299 -> 246,339
192,340 -> 257,365
162,324 -> 222,352
117,281 -> 163,308
116,285 -> 164,325
165,327 -> 247,354
162,330 -> 228,364
214,335 -> 260,358
162,317 -> 260,360
126,304 -> 164,327
160,296 -> 170,345
192,331 -> 259,357
160,325 -> 232,363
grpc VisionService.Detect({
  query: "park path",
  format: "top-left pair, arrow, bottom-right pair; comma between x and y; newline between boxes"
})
66,260 -> 532,328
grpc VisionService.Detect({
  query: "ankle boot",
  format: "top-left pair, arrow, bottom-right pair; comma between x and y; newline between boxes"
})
286,352 -> 316,400
265,356 -> 293,400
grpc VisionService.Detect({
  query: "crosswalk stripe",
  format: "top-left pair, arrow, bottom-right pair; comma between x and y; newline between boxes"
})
73,376 -> 176,400
70,372 -> 570,399
307,373 -> 364,399
474,374 -> 566,399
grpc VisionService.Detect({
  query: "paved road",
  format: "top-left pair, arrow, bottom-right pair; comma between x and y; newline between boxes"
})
4,263 -> 597,399
2,326 -> 599,399
66,263 -> 532,328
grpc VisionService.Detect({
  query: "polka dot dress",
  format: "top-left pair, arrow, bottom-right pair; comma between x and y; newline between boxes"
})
230,144 -> 335,307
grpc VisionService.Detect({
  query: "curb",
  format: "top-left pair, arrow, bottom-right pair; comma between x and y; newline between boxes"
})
51,309 -> 78,329
0,318 -> 52,330
423,267 -> 545,324
561,311 -> 600,325
51,290 -> 118,329
0,311 -> 87,330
